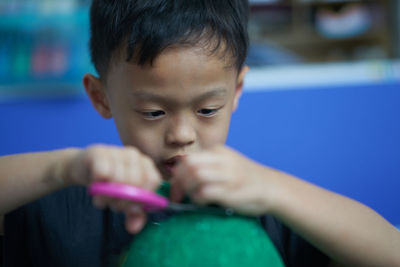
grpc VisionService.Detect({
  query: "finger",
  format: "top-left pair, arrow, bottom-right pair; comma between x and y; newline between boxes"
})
100,147 -> 133,183
173,166 -> 204,199
174,156 -> 200,184
175,165 -> 227,198
141,156 -> 162,190
121,151 -> 141,186
111,149 -> 128,182
87,146 -> 115,181
92,157 -> 111,180
183,152 -> 221,167
175,174 -> 199,197
176,153 -> 224,180
119,147 -> 161,190
192,168 -> 229,184
125,211 -> 147,234
173,152 -> 228,199
191,185 -> 226,205
169,178 -> 185,202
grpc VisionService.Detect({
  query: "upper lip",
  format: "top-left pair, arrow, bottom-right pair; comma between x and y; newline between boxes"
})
163,155 -> 186,165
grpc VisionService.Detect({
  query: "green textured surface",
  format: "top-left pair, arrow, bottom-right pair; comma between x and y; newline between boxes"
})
121,213 -> 284,267
120,183 -> 284,267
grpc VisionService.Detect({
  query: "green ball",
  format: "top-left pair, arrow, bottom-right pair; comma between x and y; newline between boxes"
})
120,183 -> 283,267
120,212 -> 284,267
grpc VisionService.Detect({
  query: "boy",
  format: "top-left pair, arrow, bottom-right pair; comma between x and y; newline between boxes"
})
1,0 -> 399,266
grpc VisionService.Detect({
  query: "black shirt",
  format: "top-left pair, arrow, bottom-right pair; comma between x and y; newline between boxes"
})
3,187 -> 329,267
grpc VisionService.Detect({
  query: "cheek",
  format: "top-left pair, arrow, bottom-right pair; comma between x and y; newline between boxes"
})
108,96 -> 164,158
131,131 -> 163,157
199,113 -> 231,148
114,118 -> 163,158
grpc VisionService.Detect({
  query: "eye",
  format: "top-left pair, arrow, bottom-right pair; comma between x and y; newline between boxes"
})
197,108 -> 218,117
141,110 -> 166,120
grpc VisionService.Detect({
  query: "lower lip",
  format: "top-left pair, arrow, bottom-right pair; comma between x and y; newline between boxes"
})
164,163 -> 176,172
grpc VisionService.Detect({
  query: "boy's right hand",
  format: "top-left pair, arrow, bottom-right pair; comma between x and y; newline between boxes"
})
63,144 -> 162,234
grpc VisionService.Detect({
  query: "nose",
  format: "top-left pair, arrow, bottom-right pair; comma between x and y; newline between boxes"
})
165,116 -> 196,147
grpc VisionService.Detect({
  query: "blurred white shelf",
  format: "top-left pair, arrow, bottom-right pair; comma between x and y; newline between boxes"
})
244,60 -> 400,91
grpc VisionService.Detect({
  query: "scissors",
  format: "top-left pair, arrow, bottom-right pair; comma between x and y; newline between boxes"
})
88,181 -> 235,216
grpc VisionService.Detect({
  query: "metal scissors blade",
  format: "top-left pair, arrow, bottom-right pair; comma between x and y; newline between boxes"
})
167,202 -> 235,216
88,181 -> 235,216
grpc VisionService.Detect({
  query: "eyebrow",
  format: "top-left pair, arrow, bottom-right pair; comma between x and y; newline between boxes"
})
132,88 -> 227,104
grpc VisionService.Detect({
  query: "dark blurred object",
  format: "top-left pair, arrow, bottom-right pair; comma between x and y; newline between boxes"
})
248,0 -> 397,64
396,0 -> 400,58
0,235 -> 3,267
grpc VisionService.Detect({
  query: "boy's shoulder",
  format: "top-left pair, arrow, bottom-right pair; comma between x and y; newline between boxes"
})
260,215 -> 330,267
4,187 -> 131,267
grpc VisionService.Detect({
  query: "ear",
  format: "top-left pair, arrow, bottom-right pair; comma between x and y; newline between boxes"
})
83,73 -> 112,119
232,65 -> 249,112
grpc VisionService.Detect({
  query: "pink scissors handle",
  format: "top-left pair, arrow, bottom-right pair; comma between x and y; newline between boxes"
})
88,181 -> 169,211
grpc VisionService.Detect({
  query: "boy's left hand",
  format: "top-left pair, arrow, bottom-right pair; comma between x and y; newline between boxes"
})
170,145 -> 277,216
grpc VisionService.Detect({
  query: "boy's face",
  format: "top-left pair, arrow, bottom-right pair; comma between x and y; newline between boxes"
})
85,47 -> 248,179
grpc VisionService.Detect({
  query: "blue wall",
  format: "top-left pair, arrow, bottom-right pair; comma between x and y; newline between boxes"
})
228,82 -> 400,226
1,82 -> 399,226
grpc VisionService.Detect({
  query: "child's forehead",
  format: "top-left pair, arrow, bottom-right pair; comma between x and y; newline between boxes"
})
111,39 -> 236,73
109,45 -> 238,89
105,46 -> 239,107
143,47 -> 230,78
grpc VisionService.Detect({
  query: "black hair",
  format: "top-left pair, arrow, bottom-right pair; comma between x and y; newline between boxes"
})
89,0 -> 249,77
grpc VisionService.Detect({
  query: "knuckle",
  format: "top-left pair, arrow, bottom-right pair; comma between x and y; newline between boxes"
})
126,146 -> 140,157
84,147 -> 98,161
85,145 -> 109,162
187,163 -> 199,176
88,144 -> 107,154
142,156 -> 152,167
126,145 -> 139,152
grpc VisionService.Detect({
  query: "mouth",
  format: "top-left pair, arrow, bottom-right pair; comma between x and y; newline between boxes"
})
161,155 -> 185,174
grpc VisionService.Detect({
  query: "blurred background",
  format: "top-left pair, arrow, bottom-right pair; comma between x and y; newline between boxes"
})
0,0 -> 399,228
